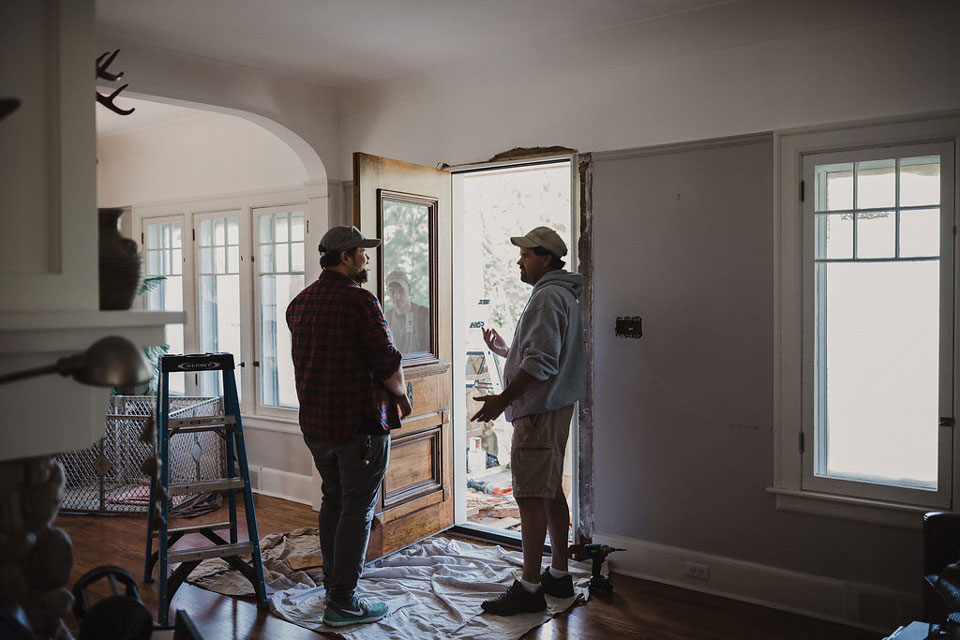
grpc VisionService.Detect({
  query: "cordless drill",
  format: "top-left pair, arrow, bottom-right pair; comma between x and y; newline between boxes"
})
569,543 -> 624,595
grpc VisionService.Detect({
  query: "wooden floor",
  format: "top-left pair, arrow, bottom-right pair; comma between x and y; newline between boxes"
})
56,494 -> 881,639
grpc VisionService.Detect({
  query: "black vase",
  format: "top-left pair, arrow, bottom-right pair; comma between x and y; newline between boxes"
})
98,208 -> 141,310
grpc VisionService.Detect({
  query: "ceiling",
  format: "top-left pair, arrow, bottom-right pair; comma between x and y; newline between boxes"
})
96,0 -> 733,85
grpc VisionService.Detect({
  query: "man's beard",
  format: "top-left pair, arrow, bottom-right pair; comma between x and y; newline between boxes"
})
352,268 -> 369,284
519,268 -> 529,284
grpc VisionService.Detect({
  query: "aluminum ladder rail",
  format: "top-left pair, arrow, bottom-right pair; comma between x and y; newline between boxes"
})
143,352 -> 267,626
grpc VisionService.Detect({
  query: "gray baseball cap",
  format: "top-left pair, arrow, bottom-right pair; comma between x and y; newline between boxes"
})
318,225 -> 381,254
510,226 -> 568,257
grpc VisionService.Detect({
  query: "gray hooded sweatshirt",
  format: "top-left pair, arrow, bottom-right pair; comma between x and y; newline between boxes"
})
503,270 -> 587,422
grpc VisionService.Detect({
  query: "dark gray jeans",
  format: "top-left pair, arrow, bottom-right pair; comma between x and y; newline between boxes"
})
303,431 -> 390,604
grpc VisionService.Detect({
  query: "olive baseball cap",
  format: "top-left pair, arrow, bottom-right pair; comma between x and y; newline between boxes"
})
510,226 -> 568,257
318,225 -> 381,254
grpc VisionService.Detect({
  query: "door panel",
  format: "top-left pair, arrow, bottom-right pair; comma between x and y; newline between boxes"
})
354,152 -> 453,558
382,429 -> 442,508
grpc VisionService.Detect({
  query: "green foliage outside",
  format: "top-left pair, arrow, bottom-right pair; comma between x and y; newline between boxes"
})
381,200 -> 431,308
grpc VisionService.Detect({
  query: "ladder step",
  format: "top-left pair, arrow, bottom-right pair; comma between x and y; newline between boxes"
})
152,521 -> 232,537
171,425 -> 231,435
168,478 -> 244,496
167,542 -> 253,564
169,415 -> 236,430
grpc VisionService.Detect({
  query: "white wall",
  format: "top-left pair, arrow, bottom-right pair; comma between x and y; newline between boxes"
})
593,137 -> 926,629
98,112 -> 308,206
98,108 -> 318,499
95,34 -> 339,182
338,0 -> 960,173
333,0 -> 959,628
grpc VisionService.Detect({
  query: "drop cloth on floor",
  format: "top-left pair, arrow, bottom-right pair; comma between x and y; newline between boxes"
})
188,529 -> 594,639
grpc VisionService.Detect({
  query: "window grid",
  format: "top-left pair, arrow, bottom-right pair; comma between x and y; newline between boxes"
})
256,211 -> 305,410
813,153 -> 943,489
196,215 -> 241,398
815,158 -> 941,264
144,220 -> 185,395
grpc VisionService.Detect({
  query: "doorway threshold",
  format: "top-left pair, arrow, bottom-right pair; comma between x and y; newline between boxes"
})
449,523 -> 521,550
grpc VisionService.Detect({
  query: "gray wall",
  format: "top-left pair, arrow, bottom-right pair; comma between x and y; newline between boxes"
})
592,137 -> 919,591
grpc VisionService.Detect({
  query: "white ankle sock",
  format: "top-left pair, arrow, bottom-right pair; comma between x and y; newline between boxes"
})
518,577 -> 540,593
548,567 -> 569,579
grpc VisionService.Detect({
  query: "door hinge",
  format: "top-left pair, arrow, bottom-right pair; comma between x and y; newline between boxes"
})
799,180 -> 805,202
799,431 -> 805,454
141,232 -> 144,245
940,417 -> 955,428
192,228 -> 196,242
306,220 -> 310,234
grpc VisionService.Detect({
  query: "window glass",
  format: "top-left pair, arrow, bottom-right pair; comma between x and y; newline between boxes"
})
144,220 -> 185,395
197,214 -> 242,399
814,154 -> 942,490
257,210 -> 304,409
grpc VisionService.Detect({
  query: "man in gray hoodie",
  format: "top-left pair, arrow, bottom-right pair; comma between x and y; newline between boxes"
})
471,225 -> 587,615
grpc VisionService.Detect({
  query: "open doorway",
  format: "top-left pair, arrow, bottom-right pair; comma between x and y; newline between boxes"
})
452,157 -> 578,540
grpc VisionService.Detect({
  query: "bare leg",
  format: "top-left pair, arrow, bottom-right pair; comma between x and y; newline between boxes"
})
544,484 -> 570,571
515,496 -> 547,584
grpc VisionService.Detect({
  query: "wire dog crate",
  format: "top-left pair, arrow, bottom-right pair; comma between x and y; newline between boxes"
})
57,396 -> 227,516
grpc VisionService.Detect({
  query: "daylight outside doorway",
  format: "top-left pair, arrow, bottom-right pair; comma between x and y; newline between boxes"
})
453,158 -> 578,540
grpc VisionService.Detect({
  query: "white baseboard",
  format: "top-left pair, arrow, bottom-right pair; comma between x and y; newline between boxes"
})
591,531 -> 921,634
249,466 -> 314,506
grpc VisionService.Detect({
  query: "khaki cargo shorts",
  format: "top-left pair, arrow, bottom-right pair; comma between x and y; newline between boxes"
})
510,405 -> 574,499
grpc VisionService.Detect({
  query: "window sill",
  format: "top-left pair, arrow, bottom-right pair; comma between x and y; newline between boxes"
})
765,486 -> 933,529
242,413 -> 300,435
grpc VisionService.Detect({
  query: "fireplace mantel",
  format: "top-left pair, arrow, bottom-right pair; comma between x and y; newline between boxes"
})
0,310 -> 185,462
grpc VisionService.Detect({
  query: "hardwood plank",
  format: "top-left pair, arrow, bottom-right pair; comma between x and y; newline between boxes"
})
56,494 -> 881,640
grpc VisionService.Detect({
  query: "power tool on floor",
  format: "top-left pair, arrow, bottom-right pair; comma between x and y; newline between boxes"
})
569,543 -> 625,595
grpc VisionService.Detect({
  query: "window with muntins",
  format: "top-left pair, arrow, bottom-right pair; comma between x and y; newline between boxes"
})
804,146 -> 952,507
773,115 -> 959,524
143,217 -> 186,395
255,207 -> 304,411
136,199 -> 307,422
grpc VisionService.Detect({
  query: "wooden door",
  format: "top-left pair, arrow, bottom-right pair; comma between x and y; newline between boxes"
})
353,152 -> 453,559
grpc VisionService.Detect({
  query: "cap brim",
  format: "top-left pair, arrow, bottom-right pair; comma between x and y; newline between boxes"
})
359,239 -> 381,248
510,236 -> 537,248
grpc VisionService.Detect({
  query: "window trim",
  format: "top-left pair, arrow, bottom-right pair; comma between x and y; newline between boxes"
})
772,112 -> 960,527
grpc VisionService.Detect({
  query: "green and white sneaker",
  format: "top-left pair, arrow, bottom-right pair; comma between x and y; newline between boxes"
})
323,596 -> 388,627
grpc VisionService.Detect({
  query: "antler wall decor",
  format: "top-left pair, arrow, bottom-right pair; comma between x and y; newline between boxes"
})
96,49 -> 135,116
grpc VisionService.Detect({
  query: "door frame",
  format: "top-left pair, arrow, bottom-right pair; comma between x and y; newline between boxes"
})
449,151 -> 594,545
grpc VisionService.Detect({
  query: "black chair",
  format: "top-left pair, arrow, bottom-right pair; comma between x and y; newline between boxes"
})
923,511 -> 960,623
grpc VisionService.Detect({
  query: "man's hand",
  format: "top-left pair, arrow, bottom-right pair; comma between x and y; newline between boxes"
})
396,393 -> 412,419
482,328 -> 509,358
471,394 -> 509,423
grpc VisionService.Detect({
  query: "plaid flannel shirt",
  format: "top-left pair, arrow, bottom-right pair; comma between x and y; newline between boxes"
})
286,270 -> 403,441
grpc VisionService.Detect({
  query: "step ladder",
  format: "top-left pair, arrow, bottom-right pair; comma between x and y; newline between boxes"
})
143,352 -> 267,626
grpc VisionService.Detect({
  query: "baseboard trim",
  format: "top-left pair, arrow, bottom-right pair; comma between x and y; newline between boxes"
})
592,531 -> 920,634
250,466 -> 313,505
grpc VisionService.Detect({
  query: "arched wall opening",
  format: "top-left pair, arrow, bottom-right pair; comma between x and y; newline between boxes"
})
97,93 -> 327,505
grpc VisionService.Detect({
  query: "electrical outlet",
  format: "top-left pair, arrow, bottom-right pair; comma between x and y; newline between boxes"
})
684,561 -> 710,580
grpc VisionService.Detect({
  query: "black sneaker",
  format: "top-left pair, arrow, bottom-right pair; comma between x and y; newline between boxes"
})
540,569 -> 575,598
323,596 -> 388,627
481,580 -> 547,616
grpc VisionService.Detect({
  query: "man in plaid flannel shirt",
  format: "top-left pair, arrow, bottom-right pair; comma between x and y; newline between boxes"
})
286,225 -> 412,627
